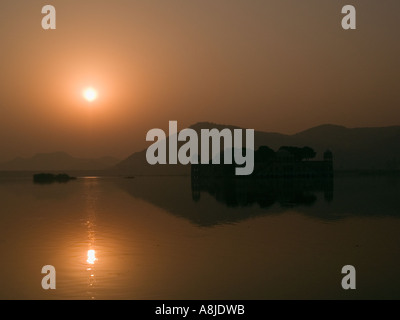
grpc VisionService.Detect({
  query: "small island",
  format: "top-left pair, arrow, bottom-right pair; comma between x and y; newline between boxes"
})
33,173 -> 77,184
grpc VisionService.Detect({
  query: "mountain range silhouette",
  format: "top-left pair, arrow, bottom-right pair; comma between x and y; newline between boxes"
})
116,122 -> 400,175
1,123 -> 399,173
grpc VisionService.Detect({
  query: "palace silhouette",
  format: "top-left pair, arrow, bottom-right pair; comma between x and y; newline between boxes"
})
192,146 -> 333,179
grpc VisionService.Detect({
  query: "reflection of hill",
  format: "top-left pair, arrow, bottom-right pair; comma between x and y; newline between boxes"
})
116,175 -> 400,227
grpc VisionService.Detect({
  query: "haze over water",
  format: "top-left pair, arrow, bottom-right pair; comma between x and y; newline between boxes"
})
1,174 -> 399,300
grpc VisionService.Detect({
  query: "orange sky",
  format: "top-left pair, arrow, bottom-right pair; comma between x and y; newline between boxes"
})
0,0 -> 399,161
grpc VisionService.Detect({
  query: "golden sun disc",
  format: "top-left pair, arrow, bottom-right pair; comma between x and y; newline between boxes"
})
83,88 -> 98,102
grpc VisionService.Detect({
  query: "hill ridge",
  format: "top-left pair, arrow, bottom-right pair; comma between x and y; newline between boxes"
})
115,123 -> 400,174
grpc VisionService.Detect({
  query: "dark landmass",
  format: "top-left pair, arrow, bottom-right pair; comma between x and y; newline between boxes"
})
33,173 -> 77,184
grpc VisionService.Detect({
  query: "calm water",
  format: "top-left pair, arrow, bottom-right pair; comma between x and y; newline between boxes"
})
0,174 -> 399,299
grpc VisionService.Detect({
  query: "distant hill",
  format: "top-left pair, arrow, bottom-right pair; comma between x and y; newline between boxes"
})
0,152 -> 120,171
115,122 -> 400,175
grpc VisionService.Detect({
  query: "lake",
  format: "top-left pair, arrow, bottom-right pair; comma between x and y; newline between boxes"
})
0,174 -> 399,299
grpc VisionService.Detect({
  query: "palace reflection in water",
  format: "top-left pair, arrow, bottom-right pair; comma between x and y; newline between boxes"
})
188,146 -> 334,222
191,175 -> 333,209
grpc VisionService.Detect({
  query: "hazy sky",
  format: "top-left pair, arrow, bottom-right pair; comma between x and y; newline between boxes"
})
0,0 -> 399,161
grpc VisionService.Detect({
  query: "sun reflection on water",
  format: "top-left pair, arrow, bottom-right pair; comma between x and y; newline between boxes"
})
83,177 -> 101,300
87,249 -> 97,264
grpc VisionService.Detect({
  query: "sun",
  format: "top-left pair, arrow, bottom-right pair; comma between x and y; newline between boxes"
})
83,87 -> 98,102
